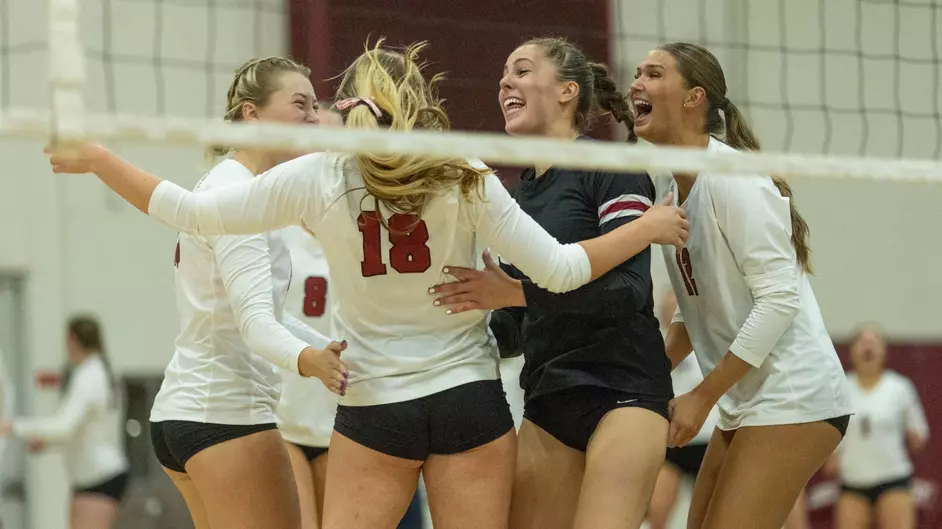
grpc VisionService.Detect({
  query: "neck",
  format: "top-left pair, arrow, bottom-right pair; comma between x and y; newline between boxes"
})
857,370 -> 883,388
233,150 -> 276,176
667,129 -> 710,203
534,124 -> 580,177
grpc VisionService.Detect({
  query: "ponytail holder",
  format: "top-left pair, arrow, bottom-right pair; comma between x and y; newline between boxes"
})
718,96 -> 731,111
336,96 -> 384,120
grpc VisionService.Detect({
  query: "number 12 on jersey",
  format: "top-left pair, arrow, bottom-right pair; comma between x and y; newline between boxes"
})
357,211 -> 432,277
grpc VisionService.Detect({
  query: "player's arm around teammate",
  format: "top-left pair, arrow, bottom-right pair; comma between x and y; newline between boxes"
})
629,42 -> 852,529
46,40 -> 688,529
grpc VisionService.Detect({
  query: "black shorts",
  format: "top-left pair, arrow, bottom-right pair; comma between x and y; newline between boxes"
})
665,442 -> 708,478
841,475 -> 912,504
523,385 -> 670,452
290,442 -> 329,463
75,471 -> 129,502
825,414 -> 851,438
150,420 -> 277,473
333,380 -> 514,461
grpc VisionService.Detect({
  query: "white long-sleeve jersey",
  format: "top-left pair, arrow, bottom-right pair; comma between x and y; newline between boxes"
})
664,137 -> 851,430
275,226 -> 337,448
838,371 -> 928,487
150,159 -> 330,425
147,153 -> 592,406
13,355 -> 128,487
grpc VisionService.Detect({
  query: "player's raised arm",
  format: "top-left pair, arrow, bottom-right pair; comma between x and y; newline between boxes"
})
46,143 -> 331,236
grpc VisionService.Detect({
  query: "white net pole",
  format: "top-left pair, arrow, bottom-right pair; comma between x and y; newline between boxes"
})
47,0 -> 85,143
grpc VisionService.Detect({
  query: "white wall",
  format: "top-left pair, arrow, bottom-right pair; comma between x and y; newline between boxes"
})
612,0 -> 942,340
0,1 -> 287,527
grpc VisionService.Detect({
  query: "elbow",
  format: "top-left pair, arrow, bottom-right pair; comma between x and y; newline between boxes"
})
540,244 -> 593,294
756,280 -> 801,323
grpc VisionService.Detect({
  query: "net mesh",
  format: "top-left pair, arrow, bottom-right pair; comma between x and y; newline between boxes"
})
0,0 -> 940,181
613,0 -> 942,159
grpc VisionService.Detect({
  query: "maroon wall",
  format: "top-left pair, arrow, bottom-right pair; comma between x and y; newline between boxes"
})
290,0 -> 612,181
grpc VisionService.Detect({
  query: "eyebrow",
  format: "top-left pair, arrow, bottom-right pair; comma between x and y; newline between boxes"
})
637,63 -> 666,71
503,57 -> 534,73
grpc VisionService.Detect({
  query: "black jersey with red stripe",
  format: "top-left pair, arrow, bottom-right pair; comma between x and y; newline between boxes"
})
490,138 -> 672,404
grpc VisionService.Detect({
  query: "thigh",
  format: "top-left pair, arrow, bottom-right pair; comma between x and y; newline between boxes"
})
574,406 -> 668,529
321,430 -> 422,529
285,442 -> 320,529
876,489 -> 916,529
700,421 -> 842,529
834,493 -> 872,529
185,428 -> 301,529
782,488 -> 810,529
648,464 -> 683,529
686,428 -> 730,529
311,451 -> 329,526
509,419 -> 585,529
163,467 -> 212,529
423,429 -> 516,529
71,494 -> 119,529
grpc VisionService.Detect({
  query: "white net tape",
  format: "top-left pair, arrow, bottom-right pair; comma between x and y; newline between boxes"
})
6,107 -> 942,184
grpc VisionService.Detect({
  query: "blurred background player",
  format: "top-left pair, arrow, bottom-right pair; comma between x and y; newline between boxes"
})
0,316 -> 128,529
829,324 -> 929,529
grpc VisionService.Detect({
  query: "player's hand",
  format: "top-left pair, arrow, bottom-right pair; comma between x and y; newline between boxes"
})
27,439 -> 46,453
44,141 -> 108,174
667,389 -> 713,448
642,192 -> 689,249
298,340 -> 349,396
429,250 -> 525,314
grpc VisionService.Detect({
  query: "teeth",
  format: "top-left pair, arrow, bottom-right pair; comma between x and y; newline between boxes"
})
633,99 -> 652,111
504,97 -> 525,110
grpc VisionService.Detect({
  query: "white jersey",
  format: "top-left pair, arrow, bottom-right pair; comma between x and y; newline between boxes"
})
148,153 -> 592,406
13,355 -> 128,487
837,371 -> 928,487
150,160 -> 330,425
275,226 -> 338,448
663,137 -> 851,430
671,353 -> 720,445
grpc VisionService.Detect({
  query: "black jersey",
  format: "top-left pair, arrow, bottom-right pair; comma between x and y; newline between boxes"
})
490,138 -> 672,404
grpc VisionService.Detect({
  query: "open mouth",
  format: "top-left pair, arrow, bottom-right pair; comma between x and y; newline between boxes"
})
633,99 -> 653,123
503,97 -> 526,116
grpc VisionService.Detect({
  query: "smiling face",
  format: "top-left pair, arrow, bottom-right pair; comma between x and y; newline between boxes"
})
498,43 -> 580,137
628,49 -> 696,145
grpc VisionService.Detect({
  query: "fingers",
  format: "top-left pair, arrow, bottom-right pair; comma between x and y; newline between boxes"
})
443,302 -> 478,315
433,293 -> 479,308
428,281 -> 472,296
661,191 -> 674,206
441,266 -> 479,282
482,250 -> 499,270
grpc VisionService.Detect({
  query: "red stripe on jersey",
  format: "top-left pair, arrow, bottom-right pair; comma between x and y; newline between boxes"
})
599,200 -> 650,220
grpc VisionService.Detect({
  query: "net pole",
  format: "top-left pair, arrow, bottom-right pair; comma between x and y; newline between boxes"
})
47,0 -> 85,143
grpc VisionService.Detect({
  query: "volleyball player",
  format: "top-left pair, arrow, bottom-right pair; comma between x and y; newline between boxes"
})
626,42 -> 852,529
81,57 -> 344,529
830,324 -> 928,529
46,39 -> 689,529
429,37 -> 672,529
0,316 -> 129,529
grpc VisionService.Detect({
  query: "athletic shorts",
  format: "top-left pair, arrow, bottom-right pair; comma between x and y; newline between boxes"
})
289,442 -> 329,463
841,475 -> 912,504
665,442 -> 708,478
524,385 -> 670,452
333,380 -> 514,461
150,420 -> 277,473
75,471 -> 129,502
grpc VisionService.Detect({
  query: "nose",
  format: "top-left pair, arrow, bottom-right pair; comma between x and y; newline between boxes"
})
307,108 -> 320,125
629,77 -> 644,95
499,72 -> 513,92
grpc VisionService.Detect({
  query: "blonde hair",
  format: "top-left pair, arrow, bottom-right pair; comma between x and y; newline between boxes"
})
333,39 -> 489,224
211,56 -> 311,157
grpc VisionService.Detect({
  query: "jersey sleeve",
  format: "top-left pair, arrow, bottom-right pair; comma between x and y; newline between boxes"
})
902,378 -> 929,438
519,172 -> 654,317
282,313 -> 333,350
473,172 -> 591,294
212,233 -> 314,374
148,153 -> 331,236
12,367 -> 103,443
712,174 -> 801,368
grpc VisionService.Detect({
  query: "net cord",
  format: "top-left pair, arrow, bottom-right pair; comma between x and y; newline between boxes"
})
4,106 -> 942,183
